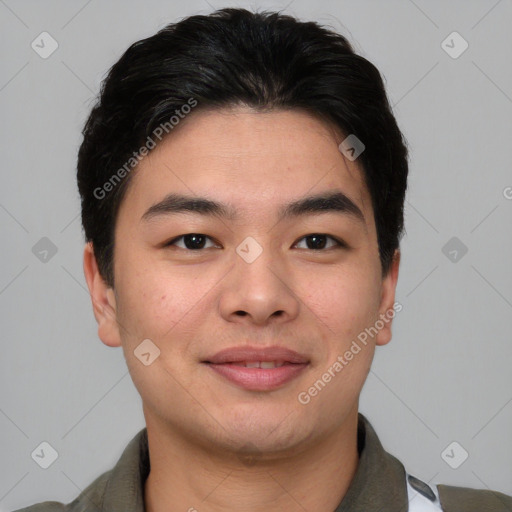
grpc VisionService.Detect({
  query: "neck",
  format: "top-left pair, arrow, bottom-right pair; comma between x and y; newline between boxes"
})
144,409 -> 360,512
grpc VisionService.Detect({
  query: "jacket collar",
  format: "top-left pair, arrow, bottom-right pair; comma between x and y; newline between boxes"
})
98,413 -> 408,511
334,413 -> 408,511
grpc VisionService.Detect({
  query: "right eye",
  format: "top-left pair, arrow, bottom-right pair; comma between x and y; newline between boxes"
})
164,233 -> 220,251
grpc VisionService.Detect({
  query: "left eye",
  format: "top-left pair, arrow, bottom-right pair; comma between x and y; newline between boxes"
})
165,234 -> 218,250
294,234 -> 345,250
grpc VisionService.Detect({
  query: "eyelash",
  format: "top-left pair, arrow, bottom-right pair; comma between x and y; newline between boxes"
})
164,233 -> 347,251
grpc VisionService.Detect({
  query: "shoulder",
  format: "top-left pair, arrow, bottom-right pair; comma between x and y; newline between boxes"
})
10,469 -> 111,512
406,473 -> 512,511
13,501 -> 70,512
11,502 -> 67,512
437,483 -> 512,511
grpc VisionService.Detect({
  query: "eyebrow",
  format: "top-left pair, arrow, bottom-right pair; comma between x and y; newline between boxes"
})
140,190 -> 365,225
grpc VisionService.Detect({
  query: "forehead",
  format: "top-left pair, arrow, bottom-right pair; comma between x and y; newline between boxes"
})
119,106 -> 373,227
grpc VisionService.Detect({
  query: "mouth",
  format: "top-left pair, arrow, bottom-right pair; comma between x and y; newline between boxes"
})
203,346 -> 310,391
204,362 -> 309,391
222,361 -> 292,368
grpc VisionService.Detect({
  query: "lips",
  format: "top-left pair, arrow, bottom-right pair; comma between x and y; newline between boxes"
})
203,346 -> 309,391
204,346 -> 309,365
229,361 -> 287,368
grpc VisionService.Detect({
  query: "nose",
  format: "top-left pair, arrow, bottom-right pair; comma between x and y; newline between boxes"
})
218,242 -> 300,326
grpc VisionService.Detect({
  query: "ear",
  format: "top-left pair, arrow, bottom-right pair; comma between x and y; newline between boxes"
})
83,242 -> 122,347
375,249 -> 401,347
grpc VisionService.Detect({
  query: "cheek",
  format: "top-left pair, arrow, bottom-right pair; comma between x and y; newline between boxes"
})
113,266 -> 202,399
114,258 -> 218,345
302,269 -> 380,405
301,264 -> 381,340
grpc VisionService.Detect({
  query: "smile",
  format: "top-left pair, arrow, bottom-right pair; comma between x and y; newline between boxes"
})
205,361 -> 308,390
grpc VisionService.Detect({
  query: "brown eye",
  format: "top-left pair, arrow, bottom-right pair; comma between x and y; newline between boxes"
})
294,234 -> 345,250
166,234 -> 218,250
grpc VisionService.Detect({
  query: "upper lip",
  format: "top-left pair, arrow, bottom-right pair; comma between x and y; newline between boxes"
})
204,346 -> 309,364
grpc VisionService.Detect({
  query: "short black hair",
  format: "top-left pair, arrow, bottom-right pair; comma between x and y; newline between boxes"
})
77,7 -> 408,287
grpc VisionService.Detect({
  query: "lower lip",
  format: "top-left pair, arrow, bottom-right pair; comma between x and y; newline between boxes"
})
205,362 -> 308,391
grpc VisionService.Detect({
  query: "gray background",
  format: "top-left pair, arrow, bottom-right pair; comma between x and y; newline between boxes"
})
1,0 -> 511,509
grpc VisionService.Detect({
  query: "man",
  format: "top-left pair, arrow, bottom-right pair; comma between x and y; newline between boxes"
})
14,7 -> 511,512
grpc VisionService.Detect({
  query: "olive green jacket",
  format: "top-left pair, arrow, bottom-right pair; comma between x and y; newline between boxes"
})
12,414 -> 512,511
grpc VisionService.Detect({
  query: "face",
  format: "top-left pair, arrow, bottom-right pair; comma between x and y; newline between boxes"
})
84,106 -> 399,459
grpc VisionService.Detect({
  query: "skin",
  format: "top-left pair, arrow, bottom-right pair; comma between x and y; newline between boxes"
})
83,105 -> 400,512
